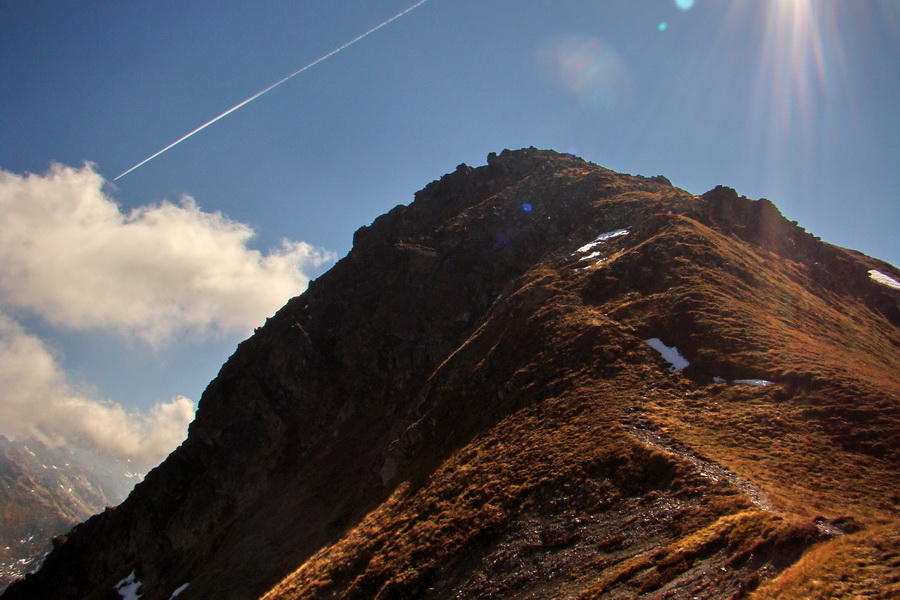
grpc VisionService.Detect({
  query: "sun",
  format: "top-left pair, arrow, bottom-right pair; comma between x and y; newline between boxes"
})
756,0 -> 831,128
719,0 -> 850,184
684,0 -> 856,205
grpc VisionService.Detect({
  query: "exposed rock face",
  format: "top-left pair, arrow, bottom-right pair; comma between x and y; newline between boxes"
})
4,149 -> 899,600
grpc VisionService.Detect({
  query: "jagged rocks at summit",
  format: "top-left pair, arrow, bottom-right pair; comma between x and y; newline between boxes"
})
4,148 -> 899,600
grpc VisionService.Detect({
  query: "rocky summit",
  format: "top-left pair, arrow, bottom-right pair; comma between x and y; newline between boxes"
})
4,148 -> 898,600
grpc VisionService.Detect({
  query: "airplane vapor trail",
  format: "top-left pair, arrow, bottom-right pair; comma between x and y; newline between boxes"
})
114,0 -> 431,181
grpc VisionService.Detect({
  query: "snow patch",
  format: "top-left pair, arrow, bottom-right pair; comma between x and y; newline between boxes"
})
169,583 -> 190,599
733,379 -> 775,387
574,228 -> 630,256
644,338 -> 690,372
115,571 -> 143,600
869,269 -> 900,290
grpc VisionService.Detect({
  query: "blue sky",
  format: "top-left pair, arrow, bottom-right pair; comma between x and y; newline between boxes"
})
1,0 -> 898,472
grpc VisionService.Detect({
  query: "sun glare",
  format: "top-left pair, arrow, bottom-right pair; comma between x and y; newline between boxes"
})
756,0 -> 830,129
732,0 -> 850,188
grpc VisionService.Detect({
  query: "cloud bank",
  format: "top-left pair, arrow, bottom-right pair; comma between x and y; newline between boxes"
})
0,163 -> 334,344
0,163 -> 335,468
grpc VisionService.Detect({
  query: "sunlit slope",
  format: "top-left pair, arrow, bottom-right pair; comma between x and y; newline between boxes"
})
264,157 -> 899,599
4,149 -> 897,600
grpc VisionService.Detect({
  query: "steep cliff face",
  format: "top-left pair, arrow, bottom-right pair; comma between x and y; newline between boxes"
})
4,149 -> 898,600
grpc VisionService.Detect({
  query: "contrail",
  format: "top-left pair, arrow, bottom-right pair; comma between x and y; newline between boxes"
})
114,0 -> 431,181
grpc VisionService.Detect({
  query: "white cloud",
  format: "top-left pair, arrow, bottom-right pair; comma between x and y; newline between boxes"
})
0,163 -> 334,345
0,311 -> 194,465
0,162 -> 336,469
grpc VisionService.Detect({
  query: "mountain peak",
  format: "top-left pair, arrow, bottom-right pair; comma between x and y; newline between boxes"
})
4,149 -> 898,600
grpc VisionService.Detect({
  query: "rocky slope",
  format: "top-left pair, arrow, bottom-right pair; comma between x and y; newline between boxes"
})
4,148 -> 898,600
0,437 -> 124,591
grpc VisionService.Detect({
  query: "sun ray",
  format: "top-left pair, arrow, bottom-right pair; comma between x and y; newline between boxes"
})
729,0 -> 853,194
755,0 -> 831,133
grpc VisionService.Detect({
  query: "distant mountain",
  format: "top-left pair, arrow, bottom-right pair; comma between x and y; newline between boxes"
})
0,436 -> 134,591
4,149 -> 898,600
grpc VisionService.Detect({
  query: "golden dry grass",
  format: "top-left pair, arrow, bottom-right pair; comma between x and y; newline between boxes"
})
750,525 -> 900,599
260,186 -> 899,599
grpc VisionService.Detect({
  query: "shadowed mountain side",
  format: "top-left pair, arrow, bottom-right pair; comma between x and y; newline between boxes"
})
4,149 -> 898,600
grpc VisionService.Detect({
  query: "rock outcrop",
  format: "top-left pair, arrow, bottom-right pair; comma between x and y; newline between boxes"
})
4,149 -> 899,600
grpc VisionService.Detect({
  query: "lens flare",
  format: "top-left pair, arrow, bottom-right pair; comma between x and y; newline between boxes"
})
675,0 -> 696,11
536,34 -> 631,113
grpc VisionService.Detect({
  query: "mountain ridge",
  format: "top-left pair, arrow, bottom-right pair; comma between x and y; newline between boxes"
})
4,148 -> 898,600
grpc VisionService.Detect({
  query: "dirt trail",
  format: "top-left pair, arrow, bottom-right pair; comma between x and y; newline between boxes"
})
625,419 -> 777,513
623,409 -> 852,539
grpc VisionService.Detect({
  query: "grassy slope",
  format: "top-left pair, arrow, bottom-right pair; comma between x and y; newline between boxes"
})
11,152 -> 890,600
611,217 -> 900,599
261,173 -> 899,599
